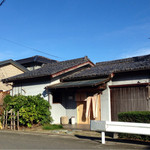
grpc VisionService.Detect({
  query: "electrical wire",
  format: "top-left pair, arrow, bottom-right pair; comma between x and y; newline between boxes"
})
0,37 -> 64,60
0,0 -> 5,6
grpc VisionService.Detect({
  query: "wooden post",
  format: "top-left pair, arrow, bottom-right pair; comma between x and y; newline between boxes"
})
10,111 -> 12,130
2,111 -> 5,129
6,110 -> 8,129
17,111 -> 19,130
13,111 -> 15,130
101,132 -> 105,144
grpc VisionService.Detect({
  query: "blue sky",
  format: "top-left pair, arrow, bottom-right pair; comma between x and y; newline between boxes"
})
0,0 -> 150,63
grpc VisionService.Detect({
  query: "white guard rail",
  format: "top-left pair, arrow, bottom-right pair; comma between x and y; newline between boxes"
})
90,120 -> 150,144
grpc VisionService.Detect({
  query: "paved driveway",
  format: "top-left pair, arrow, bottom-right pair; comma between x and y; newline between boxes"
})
0,131 -> 149,149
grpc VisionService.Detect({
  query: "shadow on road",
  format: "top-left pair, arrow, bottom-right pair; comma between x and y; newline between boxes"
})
74,134 -> 150,149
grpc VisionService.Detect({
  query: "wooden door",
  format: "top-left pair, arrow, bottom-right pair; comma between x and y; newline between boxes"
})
111,86 -> 149,121
76,92 -> 101,124
77,101 -> 90,124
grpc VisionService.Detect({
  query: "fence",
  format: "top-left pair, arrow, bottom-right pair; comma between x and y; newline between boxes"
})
91,120 -> 150,144
2,110 -> 19,130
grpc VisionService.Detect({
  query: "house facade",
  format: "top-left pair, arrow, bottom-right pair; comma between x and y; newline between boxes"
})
46,77 -> 109,124
3,56 -> 95,124
62,54 -> 150,122
3,54 -> 150,124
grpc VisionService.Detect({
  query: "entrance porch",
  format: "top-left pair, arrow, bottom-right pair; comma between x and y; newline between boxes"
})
46,78 -> 109,124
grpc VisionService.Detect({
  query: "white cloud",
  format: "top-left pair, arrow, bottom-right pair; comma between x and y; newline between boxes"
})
99,23 -> 150,40
121,48 -> 150,58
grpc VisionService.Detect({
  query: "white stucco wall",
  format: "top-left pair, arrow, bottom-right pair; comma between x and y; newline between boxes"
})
11,78 -> 77,124
12,80 -> 58,96
27,65 -> 41,71
101,84 -> 111,121
48,94 -> 66,124
12,79 -> 67,124
48,94 -> 77,124
111,73 -> 149,85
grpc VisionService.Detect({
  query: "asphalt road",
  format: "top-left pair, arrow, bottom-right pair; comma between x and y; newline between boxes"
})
0,131 -> 149,149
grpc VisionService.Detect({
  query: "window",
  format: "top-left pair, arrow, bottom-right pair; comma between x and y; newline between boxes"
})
52,91 -> 62,104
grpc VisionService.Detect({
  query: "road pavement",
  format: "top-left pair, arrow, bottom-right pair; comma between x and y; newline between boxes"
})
0,131 -> 149,149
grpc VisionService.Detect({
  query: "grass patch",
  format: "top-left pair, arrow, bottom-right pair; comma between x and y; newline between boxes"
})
43,124 -> 63,130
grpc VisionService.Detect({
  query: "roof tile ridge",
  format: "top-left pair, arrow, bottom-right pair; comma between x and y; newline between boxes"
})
58,56 -> 85,63
84,56 -> 95,66
0,59 -> 13,63
96,54 -> 150,66
16,55 -> 57,62
41,57 -> 85,67
35,55 -> 58,61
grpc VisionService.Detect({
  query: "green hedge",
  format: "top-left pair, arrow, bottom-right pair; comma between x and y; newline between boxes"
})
118,111 -> 150,141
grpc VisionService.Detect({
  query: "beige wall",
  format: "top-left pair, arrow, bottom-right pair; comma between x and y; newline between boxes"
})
0,64 -> 24,91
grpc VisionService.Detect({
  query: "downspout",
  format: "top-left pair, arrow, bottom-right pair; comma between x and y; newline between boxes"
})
108,73 -> 115,121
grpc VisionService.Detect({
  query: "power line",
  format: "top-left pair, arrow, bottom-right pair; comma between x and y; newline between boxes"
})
0,37 -> 64,60
0,0 -> 5,6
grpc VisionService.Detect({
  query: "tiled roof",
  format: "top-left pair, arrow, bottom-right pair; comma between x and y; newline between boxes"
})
0,59 -> 28,72
63,54 -> 150,81
3,56 -> 93,82
16,55 -> 57,65
46,78 -> 109,89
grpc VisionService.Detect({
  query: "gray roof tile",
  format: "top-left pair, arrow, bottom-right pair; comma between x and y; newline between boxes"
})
3,56 -> 91,82
63,54 -> 150,81
16,55 -> 57,65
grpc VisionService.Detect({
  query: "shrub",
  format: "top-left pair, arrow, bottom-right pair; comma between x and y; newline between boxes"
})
118,111 -> 150,141
3,94 -> 53,127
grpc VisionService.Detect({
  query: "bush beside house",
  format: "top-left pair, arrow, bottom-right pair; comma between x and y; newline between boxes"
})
118,111 -> 150,141
3,94 -> 53,127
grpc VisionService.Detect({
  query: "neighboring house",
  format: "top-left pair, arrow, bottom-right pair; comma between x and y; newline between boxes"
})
3,54 -> 150,124
0,59 -> 28,113
16,55 -> 57,71
3,56 -> 94,123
